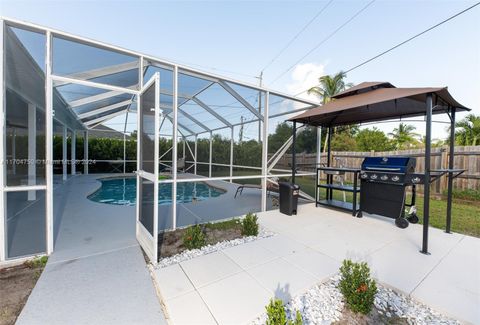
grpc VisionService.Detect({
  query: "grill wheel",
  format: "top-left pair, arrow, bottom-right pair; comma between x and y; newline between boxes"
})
395,217 -> 409,229
407,213 -> 419,224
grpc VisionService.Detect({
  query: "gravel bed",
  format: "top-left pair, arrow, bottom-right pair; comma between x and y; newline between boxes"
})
156,228 -> 275,268
251,275 -> 459,325
374,284 -> 459,325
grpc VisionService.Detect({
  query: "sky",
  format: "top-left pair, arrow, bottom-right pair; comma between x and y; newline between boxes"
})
1,0 -> 479,141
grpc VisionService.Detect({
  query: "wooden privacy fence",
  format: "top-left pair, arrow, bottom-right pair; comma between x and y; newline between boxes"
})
277,146 -> 480,194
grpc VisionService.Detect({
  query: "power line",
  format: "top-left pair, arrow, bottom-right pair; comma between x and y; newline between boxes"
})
345,1 -> 480,73
293,1 -> 480,98
172,59 -> 258,79
268,0 -> 376,86
261,0 -> 335,73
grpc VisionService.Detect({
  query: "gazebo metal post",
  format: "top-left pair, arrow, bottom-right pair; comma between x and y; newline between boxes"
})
421,93 -> 433,254
291,121 -> 296,183
326,126 -> 332,200
446,107 -> 456,233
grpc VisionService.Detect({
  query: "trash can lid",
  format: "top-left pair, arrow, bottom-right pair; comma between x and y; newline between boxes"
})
279,181 -> 295,188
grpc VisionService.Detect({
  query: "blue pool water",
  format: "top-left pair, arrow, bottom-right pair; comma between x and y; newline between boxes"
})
88,177 -> 226,206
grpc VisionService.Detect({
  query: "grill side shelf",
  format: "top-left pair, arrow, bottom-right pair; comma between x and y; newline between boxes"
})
317,183 -> 359,192
316,167 -> 361,216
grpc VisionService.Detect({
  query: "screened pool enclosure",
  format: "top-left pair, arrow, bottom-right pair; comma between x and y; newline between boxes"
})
0,18 -> 319,263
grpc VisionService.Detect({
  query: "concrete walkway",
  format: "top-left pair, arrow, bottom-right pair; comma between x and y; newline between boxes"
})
17,175 -> 166,325
154,203 -> 480,325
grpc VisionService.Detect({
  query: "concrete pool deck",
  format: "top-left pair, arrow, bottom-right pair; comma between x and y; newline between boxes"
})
16,174 -> 166,325
155,203 -> 480,325
14,174 -> 478,324
14,173 -> 287,324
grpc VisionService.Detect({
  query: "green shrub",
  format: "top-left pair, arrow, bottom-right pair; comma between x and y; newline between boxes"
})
241,213 -> 259,236
265,298 -> 303,325
266,298 -> 287,325
443,188 -> 480,201
338,259 -> 377,315
24,256 -> 48,269
291,311 -> 302,325
182,225 -> 206,250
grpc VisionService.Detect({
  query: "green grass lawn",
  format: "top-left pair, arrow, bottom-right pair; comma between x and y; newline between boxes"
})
295,177 -> 480,238
212,170 -> 480,238
413,196 -> 480,238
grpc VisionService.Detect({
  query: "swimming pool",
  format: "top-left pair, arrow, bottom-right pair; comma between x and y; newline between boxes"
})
88,177 -> 226,206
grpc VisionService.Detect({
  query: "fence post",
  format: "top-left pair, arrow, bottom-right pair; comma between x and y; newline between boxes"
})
440,146 -> 448,194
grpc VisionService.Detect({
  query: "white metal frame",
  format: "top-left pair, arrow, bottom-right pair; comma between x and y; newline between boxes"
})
0,17 -> 320,263
0,20 -> 5,261
261,92 -> 269,211
135,72 -> 160,264
45,30 -> 54,255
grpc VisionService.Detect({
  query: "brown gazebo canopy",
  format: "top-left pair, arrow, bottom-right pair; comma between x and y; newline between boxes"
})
288,81 -> 470,255
290,82 -> 469,127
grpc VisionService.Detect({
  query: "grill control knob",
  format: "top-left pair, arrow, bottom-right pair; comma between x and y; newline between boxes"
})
380,175 -> 388,181
370,174 -> 378,180
392,176 -> 400,182
360,172 -> 368,179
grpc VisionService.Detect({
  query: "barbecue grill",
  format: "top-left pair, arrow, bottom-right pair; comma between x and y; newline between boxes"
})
358,157 -> 422,228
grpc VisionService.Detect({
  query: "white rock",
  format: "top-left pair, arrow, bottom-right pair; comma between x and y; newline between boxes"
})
156,227 -> 275,268
250,276 -> 460,325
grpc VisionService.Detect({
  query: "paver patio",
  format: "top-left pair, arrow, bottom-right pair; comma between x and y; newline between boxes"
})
154,203 -> 480,325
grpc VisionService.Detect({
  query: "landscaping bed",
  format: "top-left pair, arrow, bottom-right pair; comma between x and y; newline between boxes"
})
157,218 -> 244,258
0,257 -> 47,325
156,214 -> 275,267
254,260 -> 458,325
253,276 -> 458,325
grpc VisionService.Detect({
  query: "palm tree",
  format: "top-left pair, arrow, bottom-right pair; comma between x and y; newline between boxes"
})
307,71 -> 353,104
454,114 -> 480,145
388,123 -> 420,149
308,71 -> 354,151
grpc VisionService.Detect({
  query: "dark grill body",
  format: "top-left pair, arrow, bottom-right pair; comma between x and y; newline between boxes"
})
358,157 -> 420,228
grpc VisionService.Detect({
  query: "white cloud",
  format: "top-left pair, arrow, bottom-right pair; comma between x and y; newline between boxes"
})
286,62 -> 325,103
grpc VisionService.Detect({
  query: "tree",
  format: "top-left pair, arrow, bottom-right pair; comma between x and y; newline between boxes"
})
332,132 -> 357,151
388,123 -> 420,149
416,136 -> 445,148
268,122 -> 293,153
297,126 -> 318,153
454,114 -> 480,145
356,127 -> 394,151
307,71 -> 355,151
268,122 -> 318,154
307,71 -> 353,104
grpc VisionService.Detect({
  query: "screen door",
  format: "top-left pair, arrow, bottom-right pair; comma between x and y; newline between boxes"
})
136,73 -> 160,263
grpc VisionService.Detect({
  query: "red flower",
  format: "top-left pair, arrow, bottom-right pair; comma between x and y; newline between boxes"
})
356,283 -> 368,293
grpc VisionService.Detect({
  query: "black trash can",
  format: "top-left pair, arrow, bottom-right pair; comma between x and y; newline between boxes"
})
279,182 -> 300,215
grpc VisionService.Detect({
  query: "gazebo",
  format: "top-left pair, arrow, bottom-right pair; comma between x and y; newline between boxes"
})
289,82 -> 470,254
